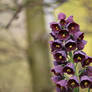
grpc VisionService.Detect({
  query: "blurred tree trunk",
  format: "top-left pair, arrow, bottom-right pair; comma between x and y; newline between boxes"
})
25,0 -> 53,92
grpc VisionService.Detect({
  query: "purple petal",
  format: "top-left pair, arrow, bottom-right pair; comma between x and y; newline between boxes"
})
63,63 -> 75,74
58,13 -> 66,20
77,40 -> 87,50
66,16 -> 74,23
65,39 -> 76,51
51,65 -> 63,75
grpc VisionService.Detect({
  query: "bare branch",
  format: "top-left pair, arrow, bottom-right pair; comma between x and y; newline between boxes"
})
5,0 -> 62,29
5,4 -> 23,29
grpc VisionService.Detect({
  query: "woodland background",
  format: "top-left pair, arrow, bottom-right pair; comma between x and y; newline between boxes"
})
0,0 -> 92,92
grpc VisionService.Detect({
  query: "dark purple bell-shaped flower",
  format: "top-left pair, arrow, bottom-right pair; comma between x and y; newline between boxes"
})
77,40 -> 87,50
67,22 -> 79,34
57,30 -> 69,40
53,51 -> 67,62
58,13 -> 66,27
80,75 -> 91,88
65,39 -> 76,51
50,22 -> 61,33
51,65 -> 63,75
67,76 -> 79,88
74,31 -> 84,41
73,50 -> 86,63
56,80 -> 67,92
63,63 -> 75,74
49,40 -> 62,52
82,56 -> 92,67
51,75 -> 63,83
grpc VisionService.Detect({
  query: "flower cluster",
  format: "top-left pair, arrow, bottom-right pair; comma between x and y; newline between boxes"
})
49,13 -> 92,92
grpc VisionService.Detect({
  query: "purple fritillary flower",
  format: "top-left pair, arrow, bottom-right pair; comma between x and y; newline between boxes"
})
56,80 -> 67,92
58,13 -> 66,26
58,13 -> 66,20
53,51 -> 67,62
53,61 -> 68,66
77,40 -> 87,50
57,29 -> 69,40
66,16 -> 74,23
50,22 -> 61,33
63,63 -> 75,75
67,76 -> 79,88
74,31 -> 84,41
49,40 -> 62,52
67,22 -> 79,34
51,65 -> 63,75
80,75 -> 91,88
50,32 -> 58,40
65,39 -> 76,51
51,75 -> 63,83
73,50 -> 86,63
81,56 -> 92,67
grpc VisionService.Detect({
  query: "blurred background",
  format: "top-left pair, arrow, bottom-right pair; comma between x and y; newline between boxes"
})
0,0 -> 92,92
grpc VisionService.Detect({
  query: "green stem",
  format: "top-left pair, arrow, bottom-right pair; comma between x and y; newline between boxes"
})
73,87 -> 79,92
78,87 -> 79,92
75,63 -> 78,76
64,74 -> 69,80
88,88 -> 90,92
69,52 -> 73,63
69,52 -> 80,92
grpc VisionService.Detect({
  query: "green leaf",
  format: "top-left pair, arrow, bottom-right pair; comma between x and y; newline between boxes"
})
69,52 -> 72,58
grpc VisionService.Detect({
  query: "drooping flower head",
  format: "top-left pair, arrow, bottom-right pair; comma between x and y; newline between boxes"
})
77,40 -> 87,50
56,80 -> 67,92
58,13 -> 66,27
50,22 -> 61,33
49,40 -> 62,52
74,31 -> 84,41
81,56 -> 92,67
57,29 -> 69,40
65,39 -> 76,51
53,51 -> 67,62
67,22 -> 79,34
63,63 -> 75,74
73,50 -> 86,63
80,76 -> 91,88
67,76 -> 79,88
